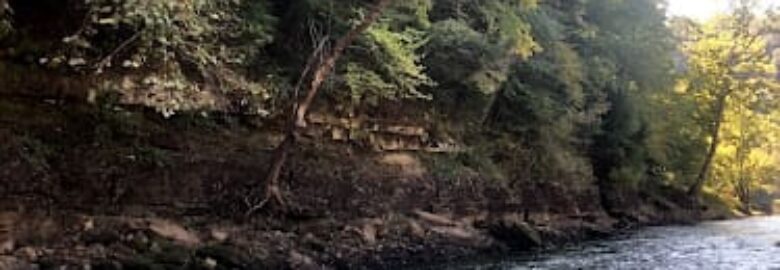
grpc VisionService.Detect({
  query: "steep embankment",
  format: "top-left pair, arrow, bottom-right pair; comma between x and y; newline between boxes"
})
0,99 -> 723,269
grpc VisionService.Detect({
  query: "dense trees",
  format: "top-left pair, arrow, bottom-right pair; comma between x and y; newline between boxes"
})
669,2 -> 780,210
1,0 -> 778,213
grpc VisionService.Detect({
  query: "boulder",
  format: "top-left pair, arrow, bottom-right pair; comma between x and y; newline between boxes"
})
487,214 -> 542,249
148,219 -> 200,247
413,210 -> 458,227
0,256 -> 34,270
430,226 -> 478,240
209,228 -> 229,243
288,250 -> 323,270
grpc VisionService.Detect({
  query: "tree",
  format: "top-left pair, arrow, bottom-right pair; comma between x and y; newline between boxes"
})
705,65 -> 780,212
425,0 -> 540,121
576,0 -> 677,212
682,1 -> 778,197
247,0 -> 393,213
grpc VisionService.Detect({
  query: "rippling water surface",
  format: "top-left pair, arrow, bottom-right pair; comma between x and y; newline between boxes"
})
451,216 -> 780,270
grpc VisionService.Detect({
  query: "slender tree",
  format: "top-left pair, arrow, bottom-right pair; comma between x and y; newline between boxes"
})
684,2 -> 777,197
248,0 -> 393,213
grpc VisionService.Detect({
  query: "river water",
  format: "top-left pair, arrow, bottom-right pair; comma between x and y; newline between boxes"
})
448,216 -> 780,270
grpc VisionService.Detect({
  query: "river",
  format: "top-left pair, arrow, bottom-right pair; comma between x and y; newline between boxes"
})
444,216 -> 780,270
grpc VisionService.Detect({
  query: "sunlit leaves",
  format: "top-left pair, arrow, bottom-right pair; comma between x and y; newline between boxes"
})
676,5 -> 780,203
54,0 -> 279,115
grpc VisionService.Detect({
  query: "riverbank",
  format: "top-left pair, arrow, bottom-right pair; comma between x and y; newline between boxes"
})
0,99 -> 736,269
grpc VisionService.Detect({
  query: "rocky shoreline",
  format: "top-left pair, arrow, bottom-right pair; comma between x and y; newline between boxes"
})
0,201 -> 712,270
0,100 -> 733,269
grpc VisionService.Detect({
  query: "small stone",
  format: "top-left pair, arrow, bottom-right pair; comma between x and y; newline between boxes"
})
196,245 -> 251,268
0,239 -> 13,255
288,250 -> 319,270
149,242 -> 161,253
204,258 -> 218,269
210,229 -> 229,242
15,247 -> 38,260
407,220 -> 426,238
148,219 -> 200,246
0,256 -> 33,269
414,210 -> 458,226
360,224 -> 377,245
430,226 -> 476,240
83,219 -> 95,231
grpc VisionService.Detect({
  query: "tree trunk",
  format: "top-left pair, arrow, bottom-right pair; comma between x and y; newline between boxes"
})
248,0 -> 392,213
688,94 -> 728,197
735,111 -> 749,214
294,0 -> 393,128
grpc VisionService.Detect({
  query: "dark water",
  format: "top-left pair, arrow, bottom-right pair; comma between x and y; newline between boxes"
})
448,216 -> 780,270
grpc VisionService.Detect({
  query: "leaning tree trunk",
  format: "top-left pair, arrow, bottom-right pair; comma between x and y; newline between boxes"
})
247,0 -> 393,214
688,94 -> 728,197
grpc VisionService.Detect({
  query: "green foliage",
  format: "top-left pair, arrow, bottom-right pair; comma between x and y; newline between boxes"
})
344,21 -> 434,105
674,6 -> 780,205
44,0 -> 279,116
592,88 -> 650,188
579,0 -> 676,194
3,0 -> 777,214
70,0 -> 276,68
489,42 -> 587,141
424,0 -> 540,120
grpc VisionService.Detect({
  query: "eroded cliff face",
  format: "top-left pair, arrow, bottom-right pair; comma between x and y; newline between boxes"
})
0,98 -> 707,269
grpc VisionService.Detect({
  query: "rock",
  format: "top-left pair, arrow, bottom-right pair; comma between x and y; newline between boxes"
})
14,247 -> 39,261
407,220 -> 426,238
487,214 -> 542,249
0,238 -> 12,255
0,211 -> 16,255
210,229 -> 229,243
360,223 -> 377,245
0,256 -> 33,270
378,153 -> 426,178
148,219 -> 200,247
302,233 -> 327,252
203,257 -> 218,269
287,250 -> 321,270
83,218 -> 95,231
458,212 -> 489,226
197,245 -> 251,268
430,225 -> 492,248
430,226 -> 477,240
413,210 -> 458,227
126,232 -> 151,251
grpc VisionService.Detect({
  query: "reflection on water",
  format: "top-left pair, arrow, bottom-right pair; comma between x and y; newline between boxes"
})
455,216 -> 780,270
